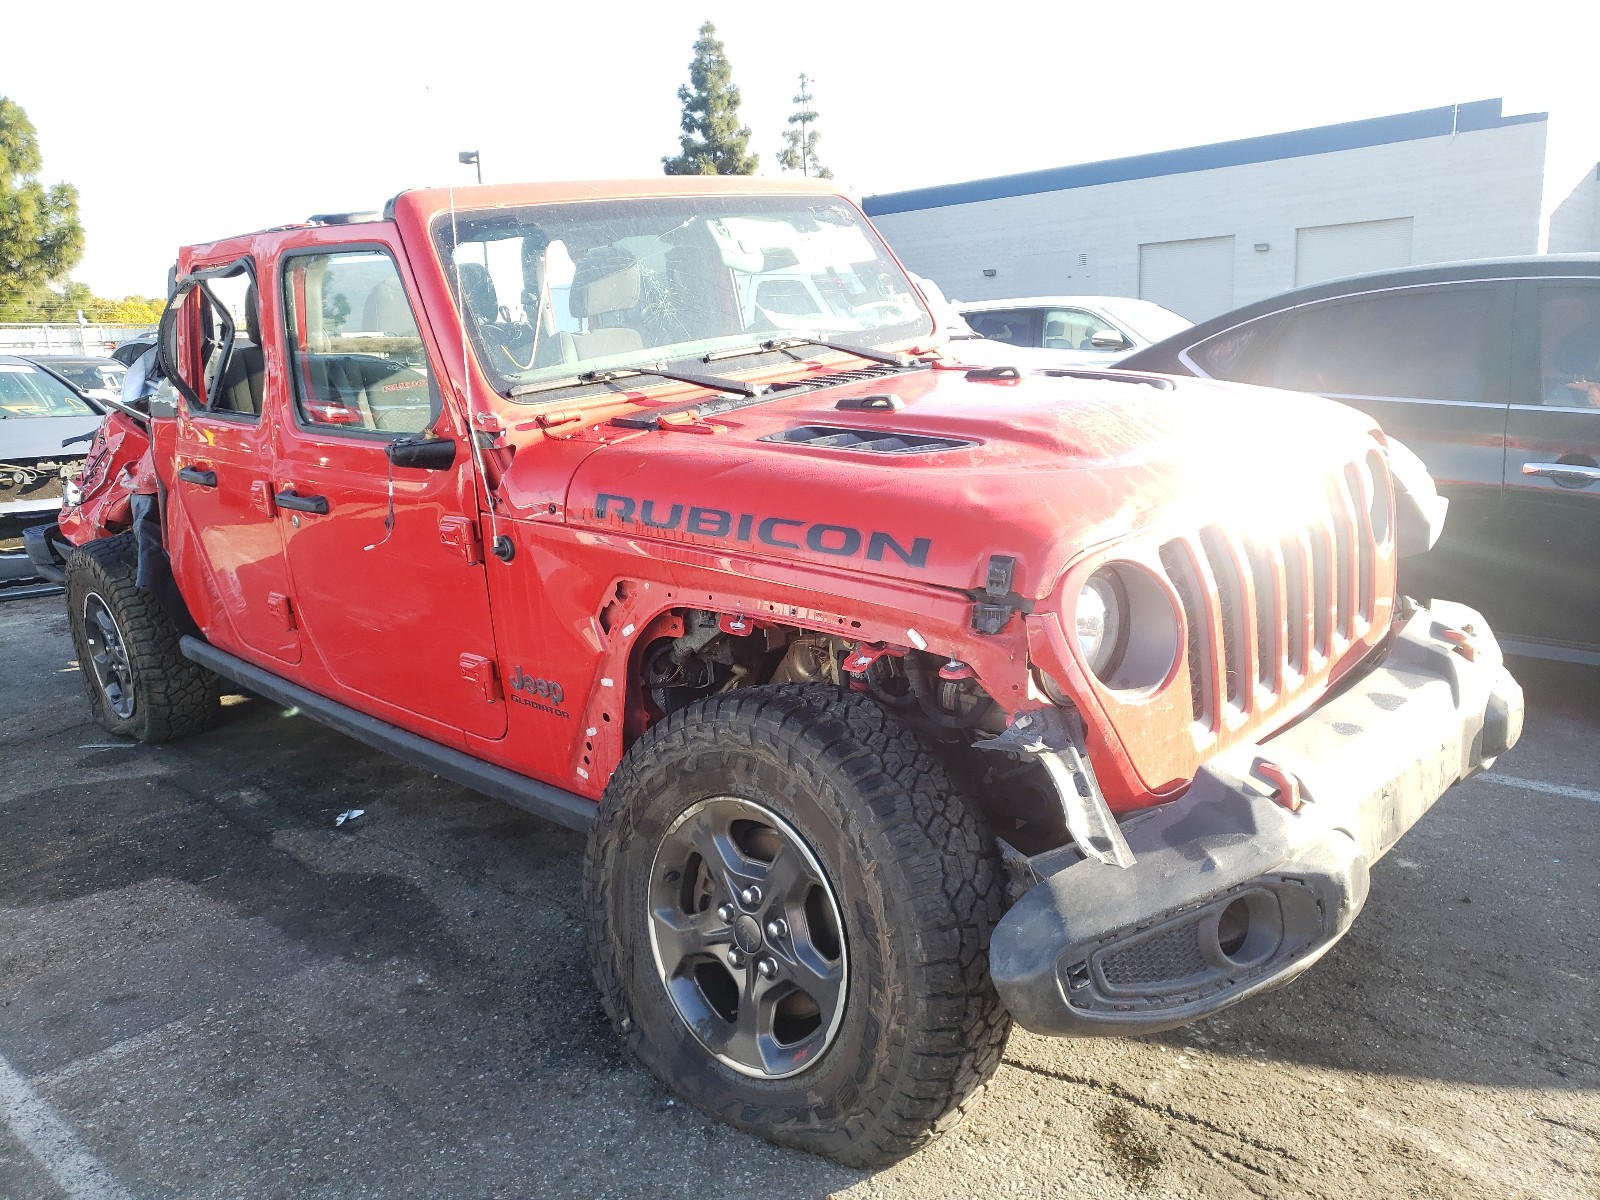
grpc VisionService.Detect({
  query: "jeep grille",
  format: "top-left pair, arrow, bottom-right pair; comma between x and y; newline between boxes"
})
1160,461 -> 1384,732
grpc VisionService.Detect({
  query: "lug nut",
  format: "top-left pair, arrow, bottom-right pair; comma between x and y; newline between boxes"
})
717,903 -> 735,922
765,918 -> 788,940
739,886 -> 762,907
756,957 -> 778,979
728,948 -> 746,968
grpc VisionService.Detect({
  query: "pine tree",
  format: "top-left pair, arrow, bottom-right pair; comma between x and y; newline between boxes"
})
777,74 -> 832,180
662,22 -> 758,176
0,96 -> 84,298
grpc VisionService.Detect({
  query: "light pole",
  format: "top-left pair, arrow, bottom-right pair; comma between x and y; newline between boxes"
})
458,150 -> 482,184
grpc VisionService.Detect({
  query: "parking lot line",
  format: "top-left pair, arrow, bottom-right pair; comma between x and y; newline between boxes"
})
1489,775 -> 1600,805
0,1050 -> 134,1200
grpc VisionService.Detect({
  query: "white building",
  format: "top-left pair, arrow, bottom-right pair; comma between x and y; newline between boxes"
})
866,99 -> 1598,323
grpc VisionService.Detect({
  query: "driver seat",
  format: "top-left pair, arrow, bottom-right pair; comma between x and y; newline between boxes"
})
561,248 -> 644,363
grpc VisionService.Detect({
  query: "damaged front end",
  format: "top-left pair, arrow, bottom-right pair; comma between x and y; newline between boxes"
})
985,598 -> 1521,1037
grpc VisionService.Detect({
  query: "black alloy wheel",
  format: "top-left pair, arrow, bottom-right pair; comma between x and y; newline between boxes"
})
647,795 -> 847,1078
81,591 -> 136,720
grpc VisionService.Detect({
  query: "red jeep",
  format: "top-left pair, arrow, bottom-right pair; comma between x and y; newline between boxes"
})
35,179 -> 1522,1166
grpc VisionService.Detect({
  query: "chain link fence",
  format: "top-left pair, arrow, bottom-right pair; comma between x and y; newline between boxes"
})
0,323 -> 157,356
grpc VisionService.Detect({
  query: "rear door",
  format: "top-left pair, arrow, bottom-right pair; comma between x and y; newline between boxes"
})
1496,279 -> 1600,654
165,261 -> 301,664
270,234 -> 506,741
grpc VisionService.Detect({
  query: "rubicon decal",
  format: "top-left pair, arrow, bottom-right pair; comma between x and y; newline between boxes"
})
594,493 -> 932,569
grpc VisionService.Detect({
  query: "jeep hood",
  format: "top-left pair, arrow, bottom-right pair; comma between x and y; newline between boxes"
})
534,368 -> 1384,601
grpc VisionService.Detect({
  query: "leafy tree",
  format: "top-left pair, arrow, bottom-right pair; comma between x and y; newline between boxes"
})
0,96 -> 85,298
0,285 -> 164,325
663,22 -> 758,176
777,74 -> 832,180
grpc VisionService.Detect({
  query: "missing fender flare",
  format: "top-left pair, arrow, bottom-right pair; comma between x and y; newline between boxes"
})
130,492 -> 199,638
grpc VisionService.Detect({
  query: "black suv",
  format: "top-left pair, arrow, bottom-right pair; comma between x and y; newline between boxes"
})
1121,256 -> 1600,664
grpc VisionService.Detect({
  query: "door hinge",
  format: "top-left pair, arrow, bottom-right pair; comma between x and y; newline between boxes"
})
459,653 -> 501,702
267,592 -> 296,631
439,516 -> 482,565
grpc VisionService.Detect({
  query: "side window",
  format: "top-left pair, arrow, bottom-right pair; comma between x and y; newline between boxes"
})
1532,287 -> 1600,408
965,309 -> 1034,346
171,266 -> 262,419
1187,317 -> 1280,380
282,250 -> 440,435
1042,307 -> 1117,351
1258,286 -> 1495,401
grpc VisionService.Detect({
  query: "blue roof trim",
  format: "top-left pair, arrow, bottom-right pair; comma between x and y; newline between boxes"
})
863,99 -> 1546,217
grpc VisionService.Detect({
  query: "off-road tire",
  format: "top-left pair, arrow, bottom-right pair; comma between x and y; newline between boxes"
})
584,685 -> 1012,1166
65,533 -> 220,742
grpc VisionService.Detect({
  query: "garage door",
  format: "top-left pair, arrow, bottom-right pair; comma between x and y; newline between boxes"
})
1139,236 -> 1235,322
1294,217 -> 1413,288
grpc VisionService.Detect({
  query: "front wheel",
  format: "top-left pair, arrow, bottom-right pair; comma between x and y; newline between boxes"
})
65,534 -> 219,742
584,686 -> 1011,1166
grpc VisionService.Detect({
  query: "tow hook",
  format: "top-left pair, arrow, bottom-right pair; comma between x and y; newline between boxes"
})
1438,624 -> 1478,662
1254,761 -> 1305,812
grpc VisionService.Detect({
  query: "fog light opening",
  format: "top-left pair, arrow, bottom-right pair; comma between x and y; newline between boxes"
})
1217,898 -> 1251,958
1208,890 -> 1284,969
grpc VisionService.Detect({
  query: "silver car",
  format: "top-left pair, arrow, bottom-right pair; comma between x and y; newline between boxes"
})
1,356 -> 103,582
956,295 -> 1191,367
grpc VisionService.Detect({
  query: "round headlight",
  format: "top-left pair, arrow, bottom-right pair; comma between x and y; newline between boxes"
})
1076,570 -> 1124,677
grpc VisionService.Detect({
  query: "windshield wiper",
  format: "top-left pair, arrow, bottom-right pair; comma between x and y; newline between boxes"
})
703,336 -> 913,368
509,362 -> 765,400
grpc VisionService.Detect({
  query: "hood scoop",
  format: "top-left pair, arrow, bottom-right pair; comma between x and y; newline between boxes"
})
759,425 -> 974,455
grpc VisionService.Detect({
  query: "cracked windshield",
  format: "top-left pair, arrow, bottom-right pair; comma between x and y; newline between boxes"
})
435,195 -> 932,395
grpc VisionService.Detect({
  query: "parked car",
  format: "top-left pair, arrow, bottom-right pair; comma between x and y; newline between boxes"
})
39,180 -> 1519,1166
110,336 -> 158,367
1120,254 -> 1600,664
0,355 -> 102,582
908,277 -> 1136,369
957,295 -> 1191,366
23,353 -> 127,401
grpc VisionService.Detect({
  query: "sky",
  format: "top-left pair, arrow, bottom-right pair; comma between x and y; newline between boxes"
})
6,0 -> 1599,299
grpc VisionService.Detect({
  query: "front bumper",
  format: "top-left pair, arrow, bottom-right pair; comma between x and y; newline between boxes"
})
990,599 -> 1523,1037
16,522 -> 69,583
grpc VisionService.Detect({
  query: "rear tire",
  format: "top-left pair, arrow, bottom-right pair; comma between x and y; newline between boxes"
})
584,685 -> 1011,1166
65,533 -> 219,742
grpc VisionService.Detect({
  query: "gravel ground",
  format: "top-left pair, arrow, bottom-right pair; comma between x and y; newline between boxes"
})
1,592 -> 1596,1199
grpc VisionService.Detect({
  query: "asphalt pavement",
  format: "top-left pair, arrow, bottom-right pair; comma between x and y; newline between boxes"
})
1,593 -> 1596,1199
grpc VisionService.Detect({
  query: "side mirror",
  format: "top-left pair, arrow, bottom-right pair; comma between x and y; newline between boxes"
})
386,437 -> 457,471
1089,330 -> 1133,350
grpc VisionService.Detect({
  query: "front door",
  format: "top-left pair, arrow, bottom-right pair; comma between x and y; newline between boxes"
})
269,238 -> 506,740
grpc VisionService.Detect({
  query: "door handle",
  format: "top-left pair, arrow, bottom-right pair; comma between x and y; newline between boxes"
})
274,489 -> 330,514
1522,461 -> 1600,484
178,466 -> 218,488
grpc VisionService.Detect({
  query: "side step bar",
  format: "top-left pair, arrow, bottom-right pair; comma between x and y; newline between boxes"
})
181,637 -> 597,832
